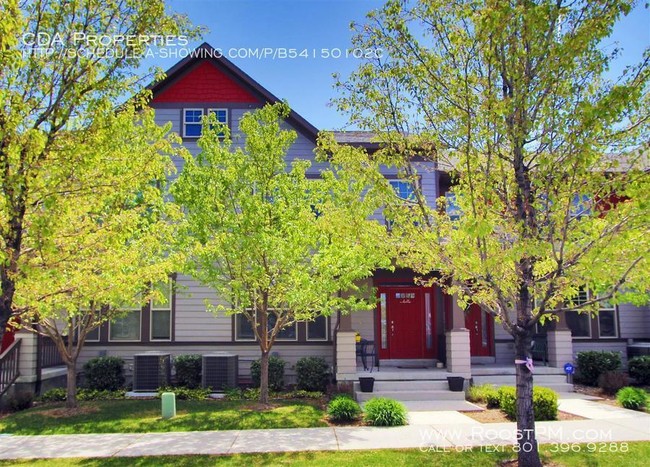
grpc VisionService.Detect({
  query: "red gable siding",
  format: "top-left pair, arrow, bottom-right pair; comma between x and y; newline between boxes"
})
152,61 -> 259,103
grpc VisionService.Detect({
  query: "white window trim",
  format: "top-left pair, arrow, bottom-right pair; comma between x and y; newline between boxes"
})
597,305 -> 619,339
150,307 -> 172,342
183,108 -> 204,138
208,108 -> 228,124
306,316 -> 329,342
109,308 -> 142,342
234,313 -> 256,342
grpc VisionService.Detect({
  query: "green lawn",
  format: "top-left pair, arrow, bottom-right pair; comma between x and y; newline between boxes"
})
0,399 -> 327,435
1,443 -> 649,466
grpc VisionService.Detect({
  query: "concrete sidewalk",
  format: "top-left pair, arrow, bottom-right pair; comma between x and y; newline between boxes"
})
0,399 -> 648,460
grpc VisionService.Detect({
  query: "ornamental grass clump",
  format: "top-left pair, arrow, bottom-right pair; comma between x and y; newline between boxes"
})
363,397 -> 407,426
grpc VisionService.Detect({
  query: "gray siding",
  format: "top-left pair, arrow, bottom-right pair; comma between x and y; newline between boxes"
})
174,274 -> 231,341
618,304 -> 650,339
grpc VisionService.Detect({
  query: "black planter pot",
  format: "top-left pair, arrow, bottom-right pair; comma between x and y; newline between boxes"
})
447,376 -> 465,392
359,377 -> 375,393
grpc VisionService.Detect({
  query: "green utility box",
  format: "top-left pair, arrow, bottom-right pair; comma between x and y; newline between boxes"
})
161,392 -> 176,419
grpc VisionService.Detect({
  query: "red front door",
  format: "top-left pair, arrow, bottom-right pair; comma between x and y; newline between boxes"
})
465,304 -> 494,356
377,286 -> 436,360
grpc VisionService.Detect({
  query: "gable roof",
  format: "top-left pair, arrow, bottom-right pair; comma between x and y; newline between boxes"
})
148,42 -> 320,143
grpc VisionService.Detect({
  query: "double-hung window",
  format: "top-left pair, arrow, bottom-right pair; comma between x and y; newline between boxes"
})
151,280 -> 173,341
183,109 -> 203,138
109,302 -> 142,342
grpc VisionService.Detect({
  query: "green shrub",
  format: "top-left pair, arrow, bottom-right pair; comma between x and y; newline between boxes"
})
327,396 -> 362,422
498,386 -> 558,421
39,388 -> 67,402
295,357 -> 330,392
486,390 -> 501,409
77,389 -> 125,401
616,387 -> 648,411
285,390 -> 323,399
498,386 -> 517,418
251,356 -> 285,392
598,371 -> 629,395
533,387 -> 559,421
467,383 -> 497,404
576,351 -> 621,386
158,386 -> 211,401
83,356 -> 125,391
364,397 -> 407,426
7,391 -> 33,411
628,356 -> 650,385
223,387 -> 263,401
174,354 -> 202,389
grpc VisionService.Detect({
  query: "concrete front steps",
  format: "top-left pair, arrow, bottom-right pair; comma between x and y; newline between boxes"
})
471,372 -> 574,393
353,378 -> 466,403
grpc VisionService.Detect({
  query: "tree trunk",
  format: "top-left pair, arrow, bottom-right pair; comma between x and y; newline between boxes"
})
514,331 -> 541,467
260,350 -> 269,404
66,360 -> 78,409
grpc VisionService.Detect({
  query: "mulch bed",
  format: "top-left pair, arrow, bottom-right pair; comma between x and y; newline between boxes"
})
464,403 -> 584,423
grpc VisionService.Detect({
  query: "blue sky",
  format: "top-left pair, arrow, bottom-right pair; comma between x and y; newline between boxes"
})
158,0 -> 649,130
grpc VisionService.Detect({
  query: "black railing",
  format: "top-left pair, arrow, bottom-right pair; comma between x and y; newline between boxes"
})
0,338 -> 21,397
39,336 -> 65,369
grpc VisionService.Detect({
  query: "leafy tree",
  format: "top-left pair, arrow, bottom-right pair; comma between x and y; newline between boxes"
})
15,104 -> 181,408
336,1 -> 649,465
172,103 -> 392,404
0,0 -> 196,341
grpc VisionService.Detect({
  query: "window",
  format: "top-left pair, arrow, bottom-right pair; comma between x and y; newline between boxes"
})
234,310 -> 298,341
208,108 -> 228,129
445,192 -> 461,221
389,180 -> 416,202
109,309 -> 141,341
268,313 -> 297,341
570,194 -> 591,219
565,289 -> 618,339
566,288 -> 590,338
566,311 -> 591,338
85,327 -> 100,342
150,280 -> 172,341
183,109 -> 203,137
598,298 -> 618,338
307,315 -> 328,341
235,314 -> 256,341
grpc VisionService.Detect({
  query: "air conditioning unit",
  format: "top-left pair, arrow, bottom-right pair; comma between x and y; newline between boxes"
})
133,352 -> 171,391
202,353 -> 238,391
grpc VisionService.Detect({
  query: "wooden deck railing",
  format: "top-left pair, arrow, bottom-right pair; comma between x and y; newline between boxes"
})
0,338 -> 21,397
39,336 -> 65,369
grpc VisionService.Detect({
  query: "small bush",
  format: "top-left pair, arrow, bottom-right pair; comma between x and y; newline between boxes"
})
39,388 -> 67,402
616,387 -> 648,411
498,386 -> 517,418
77,389 -> 125,401
174,354 -> 202,389
364,397 -> 407,427
628,356 -> 650,385
295,357 -> 330,392
225,387 -> 262,401
327,396 -> 362,422
285,390 -> 323,399
533,387 -> 559,421
598,371 -> 629,395
157,386 -> 211,400
467,383 -> 497,404
576,351 -> 621,386
7,391 -> 33,412
486,390 -> 501,409
83,356 -> 125,391
251,356 -> 285,392
498,386 -> 558,421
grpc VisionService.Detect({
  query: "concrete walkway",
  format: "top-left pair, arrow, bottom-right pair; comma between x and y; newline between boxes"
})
0,399 -> 648,460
